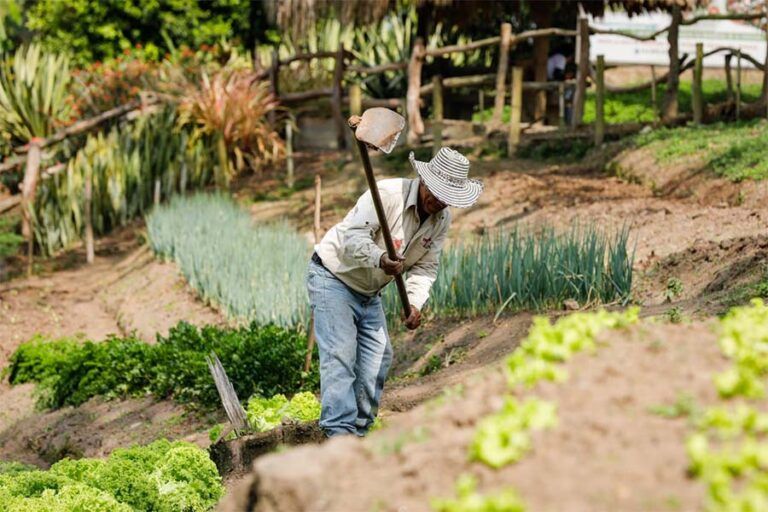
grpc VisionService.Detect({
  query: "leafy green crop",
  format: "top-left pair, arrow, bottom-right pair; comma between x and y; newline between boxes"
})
470,397 -> 556,469
431,474 -> 525,512
385,225 -> 635,323
0,439 -> 223,511
147,194 -> 310,328
714,299 -> 768,398
507,308 -> 639,388
245,391 -> 321,432
684,300 -> 768,510
6,321 -> 318,409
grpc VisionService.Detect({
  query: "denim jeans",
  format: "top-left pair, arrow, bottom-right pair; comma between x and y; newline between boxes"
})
306,259 -> 393,437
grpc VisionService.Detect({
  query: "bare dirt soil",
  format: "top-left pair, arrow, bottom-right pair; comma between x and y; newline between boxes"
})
221,321 -> 726,512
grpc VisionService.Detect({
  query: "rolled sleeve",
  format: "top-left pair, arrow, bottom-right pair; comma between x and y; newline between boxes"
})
405,222 -> 449,310
341,190 -> 387,269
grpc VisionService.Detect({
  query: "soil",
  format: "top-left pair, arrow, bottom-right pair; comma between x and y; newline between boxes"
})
220,321 -> 726,512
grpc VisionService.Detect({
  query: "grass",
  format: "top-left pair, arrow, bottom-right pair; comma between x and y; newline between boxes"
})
472,78 -> 763,125
634,119 -> 768,181
386,224 -> 634,321
147,193 -> 310,327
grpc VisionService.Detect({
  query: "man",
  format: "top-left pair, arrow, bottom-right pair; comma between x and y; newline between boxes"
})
306,147 -> 483,437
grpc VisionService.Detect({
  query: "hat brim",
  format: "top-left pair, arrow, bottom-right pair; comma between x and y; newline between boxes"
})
409,153 -> 483,209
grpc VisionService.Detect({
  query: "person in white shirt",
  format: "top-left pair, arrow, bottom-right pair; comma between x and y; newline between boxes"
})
307,147 -> 483,437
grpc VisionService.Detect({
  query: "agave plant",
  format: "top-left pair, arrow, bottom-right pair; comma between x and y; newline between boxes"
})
177,69 -> 284,187
0,43 -> 72,145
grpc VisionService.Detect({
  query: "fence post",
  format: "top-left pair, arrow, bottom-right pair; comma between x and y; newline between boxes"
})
268,49 -> 280,126
432,76 -> 443,155
693,42 -> 703,125
662,4 -> 682,121
558,82 -> 565,130
21,140 -> 42,276
595,55 -> 605,146
650,65 -> 659,125
349,82 -> 362,117
737,49 -> 742,120
572,15 -> 590,127
490,22 -> 512,128
507,66 -> 523,155
725,54 -> 734,102
84,160 -> 95,264
286,119 -> 294,188
478,90 -> 485,116
332,45 -> 346,149
406,38 -> 425,145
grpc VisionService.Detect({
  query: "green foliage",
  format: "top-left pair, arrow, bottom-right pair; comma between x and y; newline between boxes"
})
665,277 -> 684,302
420,355 -> 443,377
648,393 -> 700,420
634,119 -> 768,182
245,391 -> 321,432
0,439 -> 223,511
33,105 -> 218,256
506,308 -> 639,388
515,138 -> 593,162
664,306 -> 685,324
0,461 -> 36,476
6,321 -> 318,409
388,225 -> 634,322
714,299 -> 768,399
470,397 -> 557,469
431,475 -> 525,512
147,194 -> 310,327
0,214 -> 22,259
26,0 -> 255,65
0,43 -> 71,146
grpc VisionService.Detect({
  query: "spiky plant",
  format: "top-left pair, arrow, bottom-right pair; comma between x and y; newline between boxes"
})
0,43 -> 71,145
177,70 -> 284,187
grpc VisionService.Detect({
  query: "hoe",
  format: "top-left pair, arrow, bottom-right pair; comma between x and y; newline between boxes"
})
348,108 -> 410,318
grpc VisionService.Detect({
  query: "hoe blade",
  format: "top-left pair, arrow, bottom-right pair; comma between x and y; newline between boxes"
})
352,108 -> 406,154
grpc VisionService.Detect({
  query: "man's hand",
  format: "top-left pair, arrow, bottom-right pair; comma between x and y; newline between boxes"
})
380,253 -> 405,275
403,305 -> 421,330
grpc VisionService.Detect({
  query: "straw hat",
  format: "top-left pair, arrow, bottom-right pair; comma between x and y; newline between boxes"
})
408,147 -> 483,208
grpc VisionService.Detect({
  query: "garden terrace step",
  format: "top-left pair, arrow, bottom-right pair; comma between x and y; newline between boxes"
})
209,421 -> 325,479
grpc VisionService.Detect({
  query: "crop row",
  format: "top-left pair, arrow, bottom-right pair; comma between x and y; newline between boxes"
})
0,439 -> 222,511
5,321 -> 318,410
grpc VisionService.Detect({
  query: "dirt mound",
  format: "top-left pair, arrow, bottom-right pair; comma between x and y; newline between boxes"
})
220,321 -> 725,512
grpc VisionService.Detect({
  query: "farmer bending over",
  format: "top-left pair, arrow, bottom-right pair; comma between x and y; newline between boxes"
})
307,147 -> 483,437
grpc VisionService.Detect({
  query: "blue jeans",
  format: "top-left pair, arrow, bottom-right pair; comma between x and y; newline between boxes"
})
306,259 -> 393,437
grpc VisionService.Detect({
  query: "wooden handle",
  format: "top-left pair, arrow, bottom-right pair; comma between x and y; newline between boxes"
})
352,136 -> 411,319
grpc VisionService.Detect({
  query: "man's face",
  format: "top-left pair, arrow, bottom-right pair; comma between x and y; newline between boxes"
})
419,182 -> 447,215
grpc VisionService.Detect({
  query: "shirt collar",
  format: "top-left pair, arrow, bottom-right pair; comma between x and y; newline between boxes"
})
405,177 -> 420,213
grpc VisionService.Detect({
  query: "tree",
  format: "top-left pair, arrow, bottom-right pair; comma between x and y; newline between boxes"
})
25,0 -> 261,64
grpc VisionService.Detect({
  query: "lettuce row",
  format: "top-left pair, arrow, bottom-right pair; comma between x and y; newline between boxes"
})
245,391 -> 321,432
433,309 -> 639,511
687,300 -> 768,511
0,439 -> 223,511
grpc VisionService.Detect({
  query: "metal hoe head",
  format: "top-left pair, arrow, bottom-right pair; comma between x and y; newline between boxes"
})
348,108 -> 406,154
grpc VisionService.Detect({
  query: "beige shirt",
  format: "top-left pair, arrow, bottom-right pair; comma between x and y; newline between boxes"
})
315,177 -> 451,310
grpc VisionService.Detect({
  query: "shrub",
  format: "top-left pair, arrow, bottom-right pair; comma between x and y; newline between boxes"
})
386,224 -> 634,321
0,439 -> 223,511
6,321 -> 318,409
147,194 -> 310,328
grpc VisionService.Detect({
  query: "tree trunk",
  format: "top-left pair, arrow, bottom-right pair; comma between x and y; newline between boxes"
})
531,4 -> 551,124
662,5 -> 682,122
22,140 -> 42,276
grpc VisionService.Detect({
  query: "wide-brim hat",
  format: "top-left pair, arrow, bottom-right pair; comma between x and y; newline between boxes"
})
409,147 -> 483,209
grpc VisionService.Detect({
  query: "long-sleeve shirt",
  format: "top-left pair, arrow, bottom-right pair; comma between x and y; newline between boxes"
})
315,177 -> 451,310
